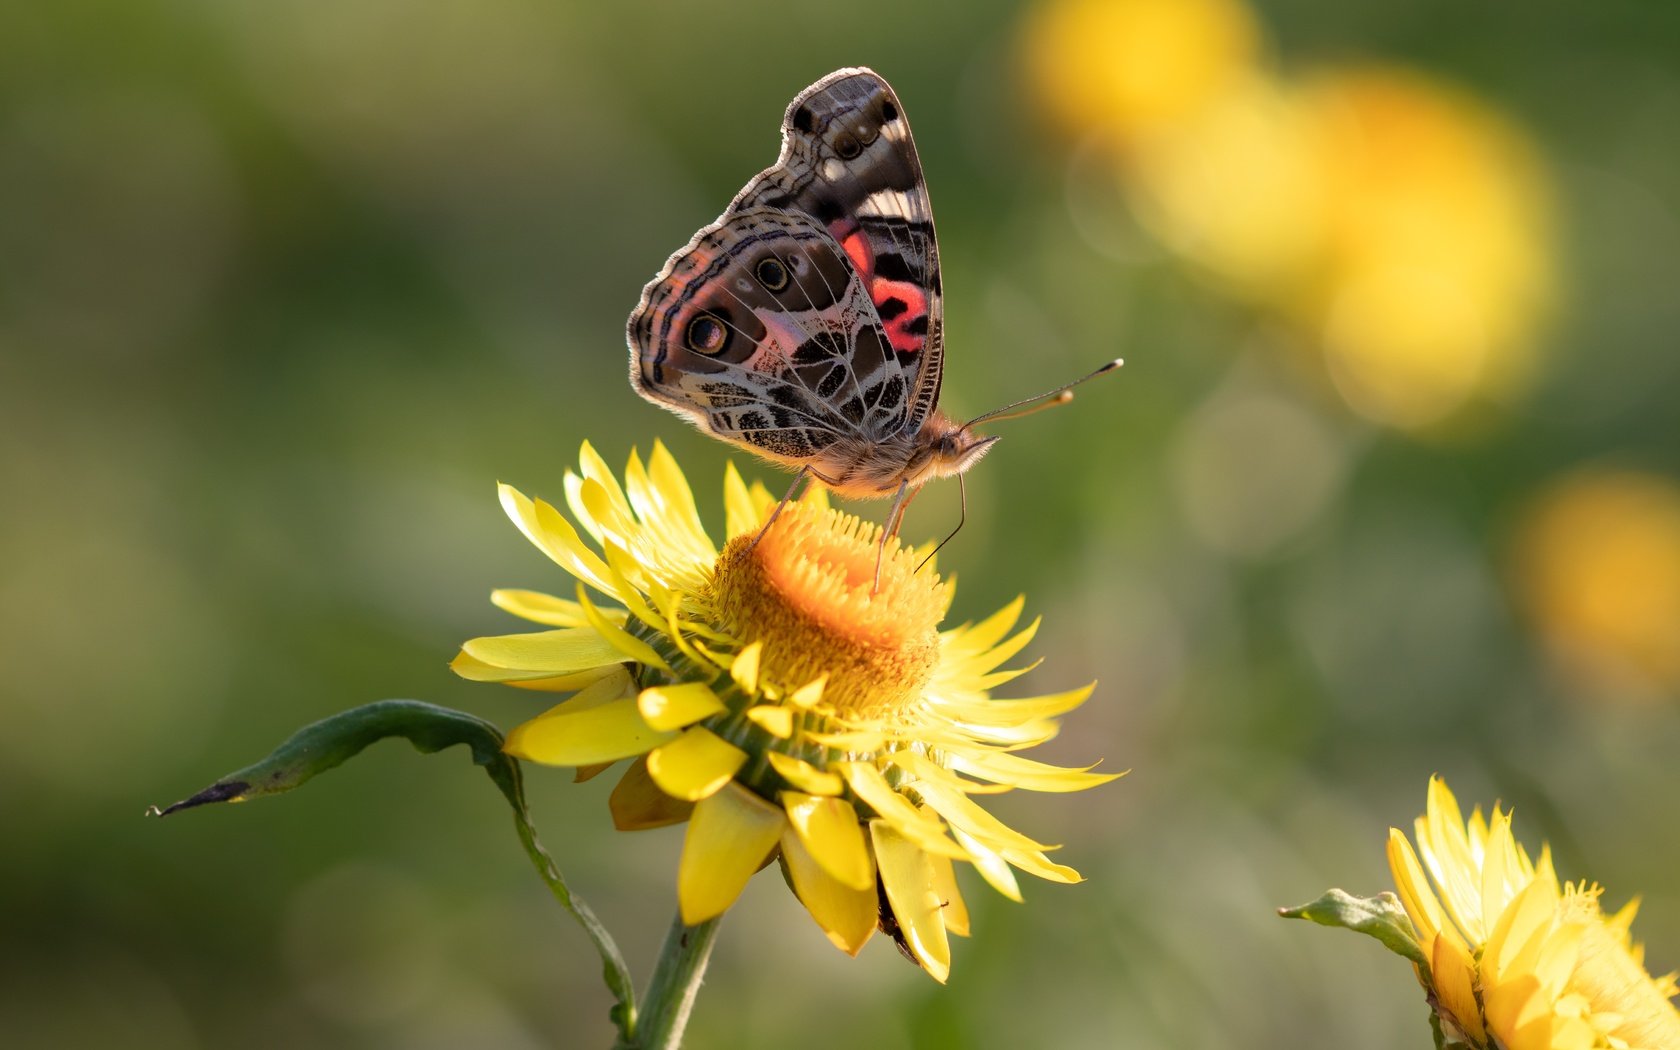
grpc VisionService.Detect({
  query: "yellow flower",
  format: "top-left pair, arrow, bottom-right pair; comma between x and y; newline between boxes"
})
1122,72 -> 1328,302
1514,468 -> 1680,701
1124,65 -> 1555,431
1023,0 -> 1261,143
453,442 -> 1120,982
1388,776 -> 1680,1049
1297,68 -> 1556,430
1024,0 -> 1556,434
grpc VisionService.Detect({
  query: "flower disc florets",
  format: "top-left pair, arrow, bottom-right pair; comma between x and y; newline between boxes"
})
713,502 -> 943,718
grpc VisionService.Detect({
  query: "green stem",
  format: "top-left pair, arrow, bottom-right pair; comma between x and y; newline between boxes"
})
506,775 -> 636,1040
619,911 -> 723,1050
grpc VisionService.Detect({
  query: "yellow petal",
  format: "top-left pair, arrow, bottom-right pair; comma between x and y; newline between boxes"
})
745,704 -> 794,738
746,480 -> 778,517
609,756 -> 693,831
782,793 -> 873,891
766,751 -> 844,796
573,762 -> 614,783
872,821 -> 951,983
646,727 -> 747,802
576,583 -> 671,673
724,462 -> 762,539
1486,872 -> 1560,984
450,650 -> 610,688
505,696 -> 676,766
679,783 -> 786,923
901,757 -> 1058,854
884,751 -> 1011,795
574,441 -> 633,541
1422,775 -> 1486,941
781,829 -> 876,956
1481,808 -> 1526,928
1485,973 -> 1549,1050
645,441 -> 712,555
460,627 -> 625,674
1430,933 -> 1487,1046
798,482 -> 829,512
951,826 -> 1023,902
499,483 -> 616,597
928,852 -> 970,938
788,676 -> 827,709
948,595 -> 1025,653
972,659 -> 1048,691
615,448 -> 712,575
597,535 -> 671,633
954,617 -> 1042,677
931,683 -> 1096,724
837,762 -> 967,860
489,588 -> 604,628
999,845 -> 1083,884
731,640 -> 763,694
541,668 -> 632,713
649,586 -> 729,674
637,682 -> 726,731
944,749 -> 1125,792
1387,828 -> 1450,948
504,668 -> 621,692
804,727 -> 892,753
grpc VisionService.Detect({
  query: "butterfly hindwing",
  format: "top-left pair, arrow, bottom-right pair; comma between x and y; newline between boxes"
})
629,208 -> 918,465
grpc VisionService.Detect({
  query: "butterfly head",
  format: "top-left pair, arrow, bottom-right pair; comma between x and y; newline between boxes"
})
914,417 -> 999,484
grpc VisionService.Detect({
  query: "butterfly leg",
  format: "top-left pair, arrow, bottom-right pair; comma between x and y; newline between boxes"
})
751,465 -> 814,550
873,479 -> 919,593
883,481 -> 921,540
752,464 -> 848,550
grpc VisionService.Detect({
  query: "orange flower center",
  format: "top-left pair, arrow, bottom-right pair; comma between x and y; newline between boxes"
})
711,502 -> 945,718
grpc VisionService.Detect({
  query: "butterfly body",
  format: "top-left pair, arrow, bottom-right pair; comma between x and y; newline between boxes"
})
629,68 -> 996,502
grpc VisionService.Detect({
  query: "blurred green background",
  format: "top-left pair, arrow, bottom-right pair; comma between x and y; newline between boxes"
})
4,0 -> 1678,1047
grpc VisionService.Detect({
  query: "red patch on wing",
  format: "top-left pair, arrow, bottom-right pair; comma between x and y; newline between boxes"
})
839,229 -> 871,276
837,228 -> 927,357
872,278 -> 926,355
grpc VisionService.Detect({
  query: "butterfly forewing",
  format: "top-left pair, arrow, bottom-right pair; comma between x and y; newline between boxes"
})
735,69 -> 945,431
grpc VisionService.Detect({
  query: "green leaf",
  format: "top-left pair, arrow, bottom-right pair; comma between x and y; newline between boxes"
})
1282,890 -> 1477,1048
150,699 -> 637,1039
1278,888 -> 1430,974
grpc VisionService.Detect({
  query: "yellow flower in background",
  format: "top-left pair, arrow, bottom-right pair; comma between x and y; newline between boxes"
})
1515,468 -> 1680,700
1023,0 -> 1259,142
1123,72 -> 1327,301
1299,69 -> 1555,430
453,442 -> 1119,982
1130,67 -> 1555,431
1389,777 -> 1680,1050
1023,0 -> 1557,433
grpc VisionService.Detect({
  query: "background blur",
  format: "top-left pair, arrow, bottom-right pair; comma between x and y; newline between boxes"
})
4,0 -> 1678,1047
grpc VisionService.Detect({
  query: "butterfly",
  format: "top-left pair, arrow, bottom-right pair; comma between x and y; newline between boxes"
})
628,67 -> 1117,537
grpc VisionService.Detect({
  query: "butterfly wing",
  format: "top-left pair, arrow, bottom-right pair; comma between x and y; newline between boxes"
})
629,207 -> 914,467
734,68 -> 945,433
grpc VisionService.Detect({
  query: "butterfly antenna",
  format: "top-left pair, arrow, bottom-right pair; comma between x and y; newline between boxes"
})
961,358 -> 1124,430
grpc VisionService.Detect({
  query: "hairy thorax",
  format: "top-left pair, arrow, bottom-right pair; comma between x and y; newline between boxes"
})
814,414 -> 999,499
